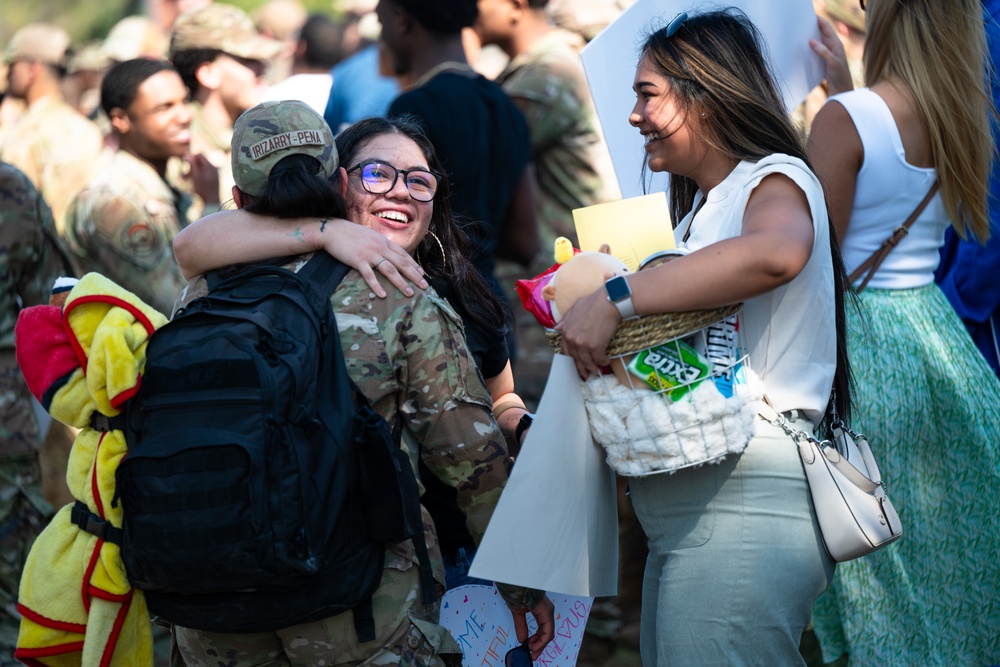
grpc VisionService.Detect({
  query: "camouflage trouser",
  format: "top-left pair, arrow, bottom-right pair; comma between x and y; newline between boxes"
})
172,565 -> 459,667
0,456 -> 53,658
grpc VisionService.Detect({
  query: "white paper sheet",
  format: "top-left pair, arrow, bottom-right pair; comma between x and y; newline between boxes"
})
580,0 -> 824,198
440,585 -> 594,667
469,354 -> 619,597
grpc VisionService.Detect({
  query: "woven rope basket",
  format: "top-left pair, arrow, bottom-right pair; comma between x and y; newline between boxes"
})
546,302 -> 744,357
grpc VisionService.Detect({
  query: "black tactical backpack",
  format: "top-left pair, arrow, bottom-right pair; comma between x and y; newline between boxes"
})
115,253 -> 434,638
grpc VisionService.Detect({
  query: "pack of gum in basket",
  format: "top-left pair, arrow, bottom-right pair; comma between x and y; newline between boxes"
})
516,239 -> 763,477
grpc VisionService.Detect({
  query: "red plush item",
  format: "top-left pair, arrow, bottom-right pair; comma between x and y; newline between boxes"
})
15,305 -> 81,407
514,264 -> 560,328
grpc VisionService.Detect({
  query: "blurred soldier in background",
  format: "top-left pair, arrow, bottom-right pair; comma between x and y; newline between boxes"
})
168,3 -> 282,209
0,160 -> 75,659
1,23 -> 106,235
64,58 -> 218,317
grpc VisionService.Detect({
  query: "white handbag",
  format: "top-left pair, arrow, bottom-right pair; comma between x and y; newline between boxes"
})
759,404 -> 903,562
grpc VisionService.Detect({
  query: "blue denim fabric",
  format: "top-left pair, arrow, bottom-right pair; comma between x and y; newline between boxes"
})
442,547 -> 492,590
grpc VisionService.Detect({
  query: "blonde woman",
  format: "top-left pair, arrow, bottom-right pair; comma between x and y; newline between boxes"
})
807,0 -> 1000,664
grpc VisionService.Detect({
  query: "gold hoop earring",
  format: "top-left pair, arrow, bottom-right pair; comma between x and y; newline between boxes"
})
428,230 -> 447,273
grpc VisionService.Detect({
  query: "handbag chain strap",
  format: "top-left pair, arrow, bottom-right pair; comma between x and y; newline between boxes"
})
758,402 -> 834,449
847,181 -> 940,293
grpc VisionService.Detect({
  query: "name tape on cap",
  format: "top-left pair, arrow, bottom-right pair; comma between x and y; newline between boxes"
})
248,130 -> 325,160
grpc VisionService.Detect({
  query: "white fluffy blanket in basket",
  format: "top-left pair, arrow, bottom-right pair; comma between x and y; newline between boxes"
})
582,370 -> 765,476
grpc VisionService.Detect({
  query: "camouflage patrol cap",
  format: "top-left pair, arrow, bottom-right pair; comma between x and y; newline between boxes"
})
818,0 -> 866,33
5,23 -> 72,66
170,3 -> 283,61
103,16 -> 168,62
232,100 -> 337,197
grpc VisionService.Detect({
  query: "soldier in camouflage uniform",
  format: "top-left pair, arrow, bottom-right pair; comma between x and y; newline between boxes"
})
1,23 -> 106,236
64,59 -> 219,318
168,3 -> 283,212
0,161 -> 75,658
170,100 -> 554,666
474,0 -> 621,406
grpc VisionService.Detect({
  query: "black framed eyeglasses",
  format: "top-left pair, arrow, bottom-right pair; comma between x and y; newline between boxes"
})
347,161 -> 440,202
859,0 -> 866,9
504,642 -> 532,667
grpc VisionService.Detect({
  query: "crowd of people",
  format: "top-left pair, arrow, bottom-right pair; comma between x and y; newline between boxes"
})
1,0 -> 999,665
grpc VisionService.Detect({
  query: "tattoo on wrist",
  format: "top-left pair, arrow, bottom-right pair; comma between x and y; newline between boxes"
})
320,217 -> 330,232
288,227 -> 305,243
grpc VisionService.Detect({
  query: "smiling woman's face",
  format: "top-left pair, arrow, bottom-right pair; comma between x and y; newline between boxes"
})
344,133 -> 434,255
629,55 -> 707,178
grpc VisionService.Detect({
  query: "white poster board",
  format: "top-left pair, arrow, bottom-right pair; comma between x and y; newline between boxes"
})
580,0 -> 824,198
440,585 -> 594,667
469,354 -> 619,597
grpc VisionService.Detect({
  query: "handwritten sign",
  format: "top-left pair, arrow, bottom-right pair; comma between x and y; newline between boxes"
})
440,585 -> 594,667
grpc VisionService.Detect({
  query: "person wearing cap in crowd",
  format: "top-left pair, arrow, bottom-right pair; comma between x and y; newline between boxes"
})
168,3 -> 283,210
377,0 -> 540,362
64,58 -> 219,318
0,23 -> 106,235
170,98 -> 554,666
252,0 -> 309,85
0,160 -> 76,657
147,0 -> 213,34
63,41 -> 110,120
261,13 -> 344,115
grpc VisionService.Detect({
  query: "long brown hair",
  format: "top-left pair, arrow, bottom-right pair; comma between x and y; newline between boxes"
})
640,8 -> 853,430
863,0 -> 994,242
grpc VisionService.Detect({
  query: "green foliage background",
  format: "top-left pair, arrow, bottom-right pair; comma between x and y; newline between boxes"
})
0,0 -> 340,50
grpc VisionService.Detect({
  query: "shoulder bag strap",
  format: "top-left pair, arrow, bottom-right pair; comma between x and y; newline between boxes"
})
847,181 -> 940,293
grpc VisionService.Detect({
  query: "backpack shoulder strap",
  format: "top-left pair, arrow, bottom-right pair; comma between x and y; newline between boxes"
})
298,252 -> 351,294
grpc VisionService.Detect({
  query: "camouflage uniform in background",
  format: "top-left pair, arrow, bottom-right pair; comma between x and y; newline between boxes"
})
493,28 -> 621,407
0,162 -> 70,655
170,258 -> 544,666
64,150 -> 191,318
0,95 -> 106,236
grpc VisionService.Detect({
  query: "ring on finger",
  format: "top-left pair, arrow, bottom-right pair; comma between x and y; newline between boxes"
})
373,258 -> 387,270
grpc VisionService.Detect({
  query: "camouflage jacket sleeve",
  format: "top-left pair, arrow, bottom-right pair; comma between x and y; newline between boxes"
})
64,188 -> 187,317
0,162 -> 73,349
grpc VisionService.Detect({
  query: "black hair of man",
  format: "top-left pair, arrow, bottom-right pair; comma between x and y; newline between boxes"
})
393,0 -> 478,36
100,58 -> 178,117
299,14 -> 347,70
170,48 -> 222,96
527,0 -> 548,8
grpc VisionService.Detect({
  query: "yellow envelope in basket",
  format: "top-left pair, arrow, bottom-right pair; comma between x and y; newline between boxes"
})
573,192 -> 675,272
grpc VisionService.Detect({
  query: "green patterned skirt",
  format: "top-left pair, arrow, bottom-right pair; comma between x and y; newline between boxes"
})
812,284 -> 1000,666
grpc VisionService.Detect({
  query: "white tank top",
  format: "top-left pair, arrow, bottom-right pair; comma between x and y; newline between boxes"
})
674,155 -> 836,424
829,88 -> 948,289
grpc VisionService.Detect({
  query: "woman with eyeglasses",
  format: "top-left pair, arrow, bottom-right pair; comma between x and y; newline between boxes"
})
174,113 -> 539,590
806,0 -> 1000,664
554,9 -> 851,665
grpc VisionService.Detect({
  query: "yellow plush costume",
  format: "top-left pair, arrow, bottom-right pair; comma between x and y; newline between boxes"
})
13,273 -> 167,667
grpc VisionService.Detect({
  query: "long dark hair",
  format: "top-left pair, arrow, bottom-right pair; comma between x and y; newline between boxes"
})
641,8 -> 852,431
335,115 -> 510,338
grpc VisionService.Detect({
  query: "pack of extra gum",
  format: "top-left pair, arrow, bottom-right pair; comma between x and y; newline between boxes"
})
625,339 -> 712,401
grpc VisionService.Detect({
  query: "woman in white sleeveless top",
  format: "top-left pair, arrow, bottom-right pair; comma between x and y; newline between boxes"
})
808,1 -> 1000,665
557,9 -> 853,665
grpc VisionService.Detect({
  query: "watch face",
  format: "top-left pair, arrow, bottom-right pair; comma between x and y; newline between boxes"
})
605,275 -> 631,301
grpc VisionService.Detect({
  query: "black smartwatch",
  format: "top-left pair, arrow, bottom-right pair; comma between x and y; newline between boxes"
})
605,275 -> 637,320
515,412 -> 535,443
